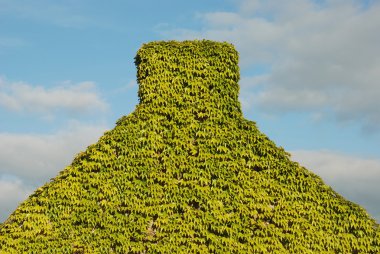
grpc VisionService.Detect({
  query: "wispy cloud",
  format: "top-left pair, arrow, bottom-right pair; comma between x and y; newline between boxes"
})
0,78 -> 108,117
0,0 -> 93,28
291,149 -> 380,223
0,36 -> 26,48
157,0 -> 380,132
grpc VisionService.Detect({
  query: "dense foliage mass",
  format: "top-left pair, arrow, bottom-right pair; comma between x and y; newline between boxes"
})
1,40 -> 379,253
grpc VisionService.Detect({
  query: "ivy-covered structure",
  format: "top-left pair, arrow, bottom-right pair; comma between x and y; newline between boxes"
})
0,40 -> 379,253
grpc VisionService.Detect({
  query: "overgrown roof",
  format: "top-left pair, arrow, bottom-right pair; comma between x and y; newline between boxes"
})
1,40 -> 379,253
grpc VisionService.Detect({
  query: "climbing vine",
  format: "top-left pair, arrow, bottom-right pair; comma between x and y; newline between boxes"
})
1,40 -> 379,253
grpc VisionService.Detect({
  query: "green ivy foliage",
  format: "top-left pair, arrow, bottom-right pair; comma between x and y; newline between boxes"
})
1,40 -> 379,253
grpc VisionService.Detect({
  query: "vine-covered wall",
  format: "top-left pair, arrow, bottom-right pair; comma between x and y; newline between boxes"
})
0,40 -> 379,253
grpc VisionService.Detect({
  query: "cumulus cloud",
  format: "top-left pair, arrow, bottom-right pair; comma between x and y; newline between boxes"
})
291,150 -> 380,223
0,78 -> 108,117
0,177 -> 33,222
158,0 -> 380,131
0,122 -> 109,221
0,77 -> 110,222
0,122 -> 108,183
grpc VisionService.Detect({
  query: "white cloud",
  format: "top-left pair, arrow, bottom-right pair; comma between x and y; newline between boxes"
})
0,177 -> 33,222
158,0 -> 380,131
0,73 -> 109,221
291,150 -> 380,223
255,87 -> 330,112
0,78 -> 108,117
202,12 -> 244,28
0,122 -> 108,183
0,121 -> 108,222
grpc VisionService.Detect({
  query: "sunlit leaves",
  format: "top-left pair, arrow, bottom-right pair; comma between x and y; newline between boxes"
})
0,40 -> 379,253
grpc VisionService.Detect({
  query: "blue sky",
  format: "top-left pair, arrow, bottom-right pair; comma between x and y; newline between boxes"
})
1,0 -> 379,223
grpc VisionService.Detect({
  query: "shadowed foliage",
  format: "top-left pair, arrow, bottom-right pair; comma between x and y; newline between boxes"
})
1,40 -> 379,253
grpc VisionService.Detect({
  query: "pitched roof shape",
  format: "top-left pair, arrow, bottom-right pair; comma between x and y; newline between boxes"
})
1,40 -> 379,253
